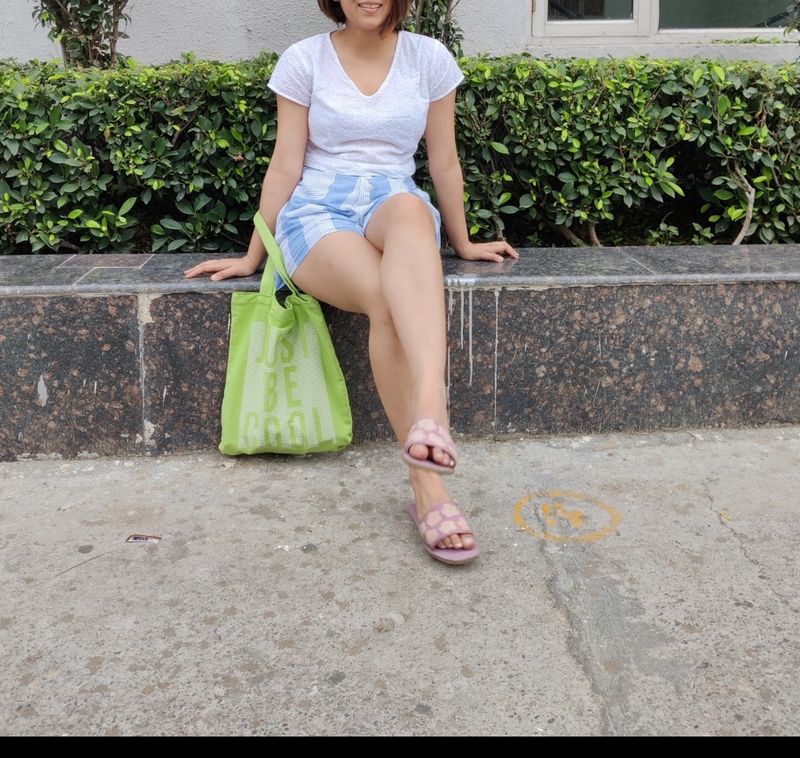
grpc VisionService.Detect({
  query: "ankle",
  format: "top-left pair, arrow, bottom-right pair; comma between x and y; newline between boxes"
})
409,470 -> 448,500
412,386 -> 447,416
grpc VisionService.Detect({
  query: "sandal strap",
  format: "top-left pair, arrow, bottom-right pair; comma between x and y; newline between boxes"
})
403,418 -> 458,464
418,501 -> 473,549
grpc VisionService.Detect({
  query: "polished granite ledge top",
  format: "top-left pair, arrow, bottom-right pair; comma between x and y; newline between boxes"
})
1,244 -> 800,296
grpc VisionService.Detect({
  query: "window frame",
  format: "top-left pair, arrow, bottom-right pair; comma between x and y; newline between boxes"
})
532,0 -> 794,43
535,0 -> 650,38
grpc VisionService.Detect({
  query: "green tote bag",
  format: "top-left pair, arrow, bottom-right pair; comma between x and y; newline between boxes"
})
218,211 -> 352,455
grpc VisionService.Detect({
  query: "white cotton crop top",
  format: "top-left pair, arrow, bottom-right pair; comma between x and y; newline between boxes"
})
267,30 -> 464,178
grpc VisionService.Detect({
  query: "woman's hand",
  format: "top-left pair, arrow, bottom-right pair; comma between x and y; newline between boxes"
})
454,240 -> 520,263
183,256 -> 260,282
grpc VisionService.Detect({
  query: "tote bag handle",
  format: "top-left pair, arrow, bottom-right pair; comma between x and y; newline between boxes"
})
252,211 -> 301,298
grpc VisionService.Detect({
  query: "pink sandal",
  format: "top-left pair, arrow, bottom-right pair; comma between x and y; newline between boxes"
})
402,417 -> 459,475
407,501 -> 480,565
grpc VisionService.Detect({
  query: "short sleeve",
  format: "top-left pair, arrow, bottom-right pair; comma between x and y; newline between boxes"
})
267,42 -> 312,107
427,39 -> 464,102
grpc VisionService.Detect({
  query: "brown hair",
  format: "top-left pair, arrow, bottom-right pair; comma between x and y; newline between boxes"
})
317,1 -> 413,36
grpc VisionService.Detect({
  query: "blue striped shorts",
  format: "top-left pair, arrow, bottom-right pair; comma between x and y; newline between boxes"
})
273,167 -> 442,289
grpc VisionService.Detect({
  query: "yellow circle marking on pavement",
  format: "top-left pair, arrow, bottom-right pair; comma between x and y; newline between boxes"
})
513,490 -> 622,543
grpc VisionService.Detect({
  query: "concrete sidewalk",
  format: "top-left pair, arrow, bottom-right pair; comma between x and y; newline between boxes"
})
1,426 -> 799,736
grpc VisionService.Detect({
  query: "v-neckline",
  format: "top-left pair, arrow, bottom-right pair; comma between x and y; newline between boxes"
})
326,30 -> 402,99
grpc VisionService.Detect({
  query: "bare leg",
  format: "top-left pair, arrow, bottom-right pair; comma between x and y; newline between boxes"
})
365,194 -> 472,549
291,232 -> 411,440
291,228 -> 474,550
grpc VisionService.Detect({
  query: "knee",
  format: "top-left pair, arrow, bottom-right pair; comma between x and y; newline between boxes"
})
385,194 -> 436,234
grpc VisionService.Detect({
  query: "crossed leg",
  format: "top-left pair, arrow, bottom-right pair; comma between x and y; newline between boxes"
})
289,194 -> 474,551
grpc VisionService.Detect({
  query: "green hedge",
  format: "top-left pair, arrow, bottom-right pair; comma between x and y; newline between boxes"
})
1,53 -> 799,253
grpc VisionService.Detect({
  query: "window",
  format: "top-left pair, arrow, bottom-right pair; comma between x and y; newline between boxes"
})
533,0 -> 790,39
536,0 -> 651,37
548,1 -> 634,21
659,1 -> 790,30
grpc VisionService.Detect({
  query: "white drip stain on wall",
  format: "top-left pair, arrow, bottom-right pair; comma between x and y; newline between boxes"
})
468,289 -> 474,387
36,375 -> 48,407
460,289 -> 465,349
446,290 -> 453,403
449,287 -> 502,405
494,289 -> 500,434
137,294 -> 162,448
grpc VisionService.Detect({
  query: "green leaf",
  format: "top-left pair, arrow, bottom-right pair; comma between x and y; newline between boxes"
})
167,238 -> 189,251
119,197 -> 137,216
490,141 -> 509,155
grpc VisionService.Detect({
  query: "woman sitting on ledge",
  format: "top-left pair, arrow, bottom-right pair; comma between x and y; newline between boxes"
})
184,0 -> 518,565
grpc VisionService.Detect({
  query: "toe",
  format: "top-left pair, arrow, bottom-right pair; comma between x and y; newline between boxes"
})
442,533 -> 473,550
433,446 -> 453,467
440,533 -> 462,549
409,442 -> 429,462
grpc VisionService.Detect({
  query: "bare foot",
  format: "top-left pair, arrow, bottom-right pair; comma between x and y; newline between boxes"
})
409,468 -> 475,550
408,441 -> 455,470
406,417 -> 456,471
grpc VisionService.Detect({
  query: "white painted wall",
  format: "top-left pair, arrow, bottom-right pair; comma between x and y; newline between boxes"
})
0,0 -> 334,63
1,1 -> 797,63
0,0 -> 539,62
456,0 -> 533,55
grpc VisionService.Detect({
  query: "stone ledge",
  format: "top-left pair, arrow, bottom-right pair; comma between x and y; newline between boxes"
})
1,246 -> 799,461
2,244 -> 800,295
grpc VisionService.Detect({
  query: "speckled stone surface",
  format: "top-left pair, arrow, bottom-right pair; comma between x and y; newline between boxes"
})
2,247 -> 800,459
141,293 -> 230,453
441,244 -> 800,287
4,244 -> 800,296
324,307 -> 391,443
493,283 -> 800,436
0,296 -> 142,461
445,289 -> 497,437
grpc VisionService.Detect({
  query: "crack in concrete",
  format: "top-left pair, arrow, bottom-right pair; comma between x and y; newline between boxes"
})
534,520 -> 617,735
53,550 -> 117,577
701,476 -> 795,611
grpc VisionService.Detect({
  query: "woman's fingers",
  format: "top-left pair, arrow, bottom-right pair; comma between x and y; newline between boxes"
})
461,242 -> 520,263
485,241 -> 519,259
209,266 -> 240,281
458,241 -> 521,262
183,259 -> 236,278
501,241 -> 520,259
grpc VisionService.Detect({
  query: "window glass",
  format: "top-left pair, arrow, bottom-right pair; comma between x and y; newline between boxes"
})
659,0 -> 789,29
548,0 -> 634,21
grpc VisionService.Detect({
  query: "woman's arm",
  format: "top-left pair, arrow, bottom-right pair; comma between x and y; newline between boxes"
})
424,91 -> 518,263
184,95 -> 309,281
